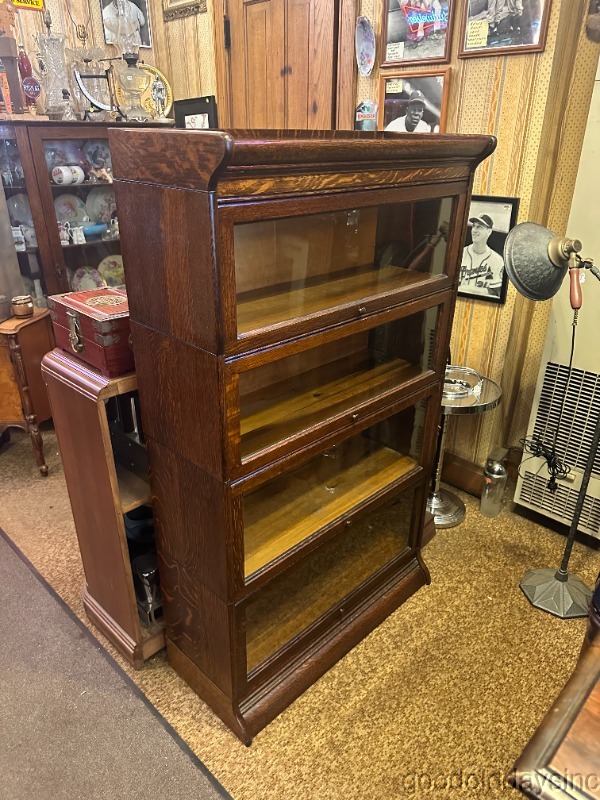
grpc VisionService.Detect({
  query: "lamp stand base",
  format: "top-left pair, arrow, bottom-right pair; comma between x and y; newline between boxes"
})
426,489 -> 466,528
520,568 -> 592,619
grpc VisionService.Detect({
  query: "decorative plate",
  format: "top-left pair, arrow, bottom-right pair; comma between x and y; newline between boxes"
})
98,255 -> 125,287
82,140 -> 112,170
54,194 -> 89,224
114,63 -> 174,119
86,186 -> 117,224
71,267 -> 107,291
355,16 -> 376,78
7,193 -> 33,226
44,140 -> 86,170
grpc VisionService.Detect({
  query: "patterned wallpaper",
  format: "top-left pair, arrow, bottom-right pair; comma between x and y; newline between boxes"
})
359,0 -> 599,465
14,0 -> 600,468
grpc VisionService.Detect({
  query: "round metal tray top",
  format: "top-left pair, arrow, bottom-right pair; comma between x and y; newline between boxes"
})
442,376 -> 502,415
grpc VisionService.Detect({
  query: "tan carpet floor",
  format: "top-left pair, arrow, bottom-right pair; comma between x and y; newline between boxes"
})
1,427 -> 599,799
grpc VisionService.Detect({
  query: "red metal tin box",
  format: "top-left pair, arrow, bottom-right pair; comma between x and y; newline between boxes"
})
47,288 -> 134,378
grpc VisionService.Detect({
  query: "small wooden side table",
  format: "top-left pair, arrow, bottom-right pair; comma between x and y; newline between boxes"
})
0,308 -> 54,475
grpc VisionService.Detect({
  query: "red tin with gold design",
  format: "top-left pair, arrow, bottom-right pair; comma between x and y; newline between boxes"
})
47,288 -> 134,377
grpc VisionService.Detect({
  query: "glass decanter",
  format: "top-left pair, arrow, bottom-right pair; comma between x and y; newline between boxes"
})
33,29 -> 72,117
116,53 -> 152,122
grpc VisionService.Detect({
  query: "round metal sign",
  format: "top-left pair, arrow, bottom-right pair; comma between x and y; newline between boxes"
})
22,77 -> 41,100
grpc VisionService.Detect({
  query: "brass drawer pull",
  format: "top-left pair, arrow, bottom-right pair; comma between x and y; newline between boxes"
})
357,305 -> 367,315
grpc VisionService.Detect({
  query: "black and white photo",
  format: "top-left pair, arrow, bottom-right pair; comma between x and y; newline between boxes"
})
101,0 -> 152,49
460,0 -> 551,57
173,96 -> 218,130
379,69 -> 449,132
458,196 -> 519,304
382,0 -> 455,67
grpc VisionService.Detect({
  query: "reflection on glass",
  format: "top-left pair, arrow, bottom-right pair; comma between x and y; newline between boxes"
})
239,307 -> 438,461
245,484 -> 417,672
0,126 -> 46,311
233,197 -> 453,336
242,402 -> 426,579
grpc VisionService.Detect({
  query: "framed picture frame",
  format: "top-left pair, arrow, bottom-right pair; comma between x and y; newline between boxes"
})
378,68 -> 450,133
173,96 -> 219,129
382,0 -> 455,67
100,0 -> 152,49
162,0 -> 207,23
459,0 -> 551,58
458,195 -> 520,304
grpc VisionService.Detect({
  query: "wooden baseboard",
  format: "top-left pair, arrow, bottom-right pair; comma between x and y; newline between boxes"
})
442,448 -> 523,498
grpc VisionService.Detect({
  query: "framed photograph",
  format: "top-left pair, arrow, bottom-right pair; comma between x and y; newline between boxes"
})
379,69 -> 450,133
382,0 -> 455,66
459,0 -> 551,58
458,195 -> 520,304
173,96 -> 218,130
101,0 -> 152,49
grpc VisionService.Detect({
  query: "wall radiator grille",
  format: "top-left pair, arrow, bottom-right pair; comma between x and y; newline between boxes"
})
519,471 -> 600,534
532,362 -> 600,477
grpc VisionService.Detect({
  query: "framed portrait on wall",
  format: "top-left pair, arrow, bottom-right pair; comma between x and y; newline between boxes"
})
378,69 -> 450,133
173,96 -> 218,129
382,0 -> 455,66
101,0 -> 152,49
459,0 -> 551,58
458,196 -> 520,304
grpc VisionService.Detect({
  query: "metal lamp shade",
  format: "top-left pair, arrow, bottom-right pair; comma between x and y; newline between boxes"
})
503,222 -> 568,301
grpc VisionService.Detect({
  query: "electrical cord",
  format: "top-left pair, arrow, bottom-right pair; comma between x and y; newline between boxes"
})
518,309 -> 578,492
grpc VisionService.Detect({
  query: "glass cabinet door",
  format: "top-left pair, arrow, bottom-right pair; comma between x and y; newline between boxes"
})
232,195 -> 454,344
236,302 -> 440,470
0,124 -> 47,309
39,135 -> 122,292
242,396 -> 429,581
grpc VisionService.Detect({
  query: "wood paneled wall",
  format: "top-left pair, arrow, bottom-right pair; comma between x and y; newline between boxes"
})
15,0 -> 599,468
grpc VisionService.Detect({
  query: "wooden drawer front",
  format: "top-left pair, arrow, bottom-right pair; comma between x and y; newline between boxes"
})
240,396 -> 431,586
226,192 -> 455,353
241,479 -> 421,679
229,295 -> 446,478
0,341 -> 23,422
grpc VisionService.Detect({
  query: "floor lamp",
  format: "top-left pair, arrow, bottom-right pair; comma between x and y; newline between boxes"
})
504,222 -> 600,618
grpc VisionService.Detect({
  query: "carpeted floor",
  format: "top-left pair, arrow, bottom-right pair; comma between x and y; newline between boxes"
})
1,426 -> 599,799
0,531 -> 228,800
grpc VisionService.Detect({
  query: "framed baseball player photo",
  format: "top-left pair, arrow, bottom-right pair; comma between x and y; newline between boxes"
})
459,0 -> 551,58
458,196 -> 520,304
378,68 -> 450,132
381,0 -> 456,67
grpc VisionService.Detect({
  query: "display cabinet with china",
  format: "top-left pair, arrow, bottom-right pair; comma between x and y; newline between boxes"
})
26,125 -> 125,295
0,124 -> 54,307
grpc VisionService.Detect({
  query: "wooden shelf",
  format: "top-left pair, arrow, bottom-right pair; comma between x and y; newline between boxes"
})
236,264 -> 430,335
243,438 -> 418,577
61,237 -> 120,248
240,353 -> 421,459
116,463 -> 151,513
51,181 -> 114,189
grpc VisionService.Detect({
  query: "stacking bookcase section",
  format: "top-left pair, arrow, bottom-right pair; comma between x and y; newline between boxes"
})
110,128 -> 496,743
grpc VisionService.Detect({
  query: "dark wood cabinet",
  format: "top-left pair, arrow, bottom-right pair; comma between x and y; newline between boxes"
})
110,128 -> 495,743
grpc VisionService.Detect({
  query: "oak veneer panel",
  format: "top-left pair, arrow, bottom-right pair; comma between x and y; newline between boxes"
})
158,549 -> 235,697
147,438 -> 236,599
130,323 -> 223,479
115,182 -> 220,353
42,362 -> 139,641
18,315 -> 54,421
0,343 -> 22,420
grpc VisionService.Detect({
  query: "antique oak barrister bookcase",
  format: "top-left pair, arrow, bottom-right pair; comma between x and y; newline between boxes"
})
109,129 -> 495,743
